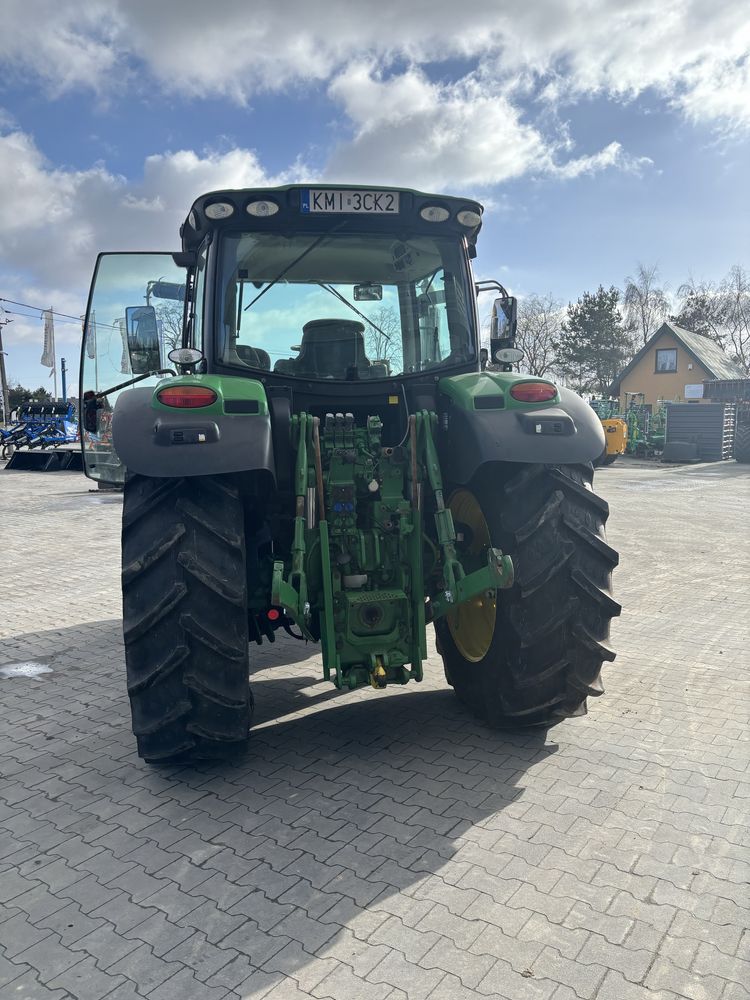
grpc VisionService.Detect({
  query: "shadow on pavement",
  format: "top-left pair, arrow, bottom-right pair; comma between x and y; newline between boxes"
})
1,618 -> 560,998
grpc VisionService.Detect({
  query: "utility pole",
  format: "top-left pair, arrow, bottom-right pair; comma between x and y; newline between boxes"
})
0,311 -> 12,425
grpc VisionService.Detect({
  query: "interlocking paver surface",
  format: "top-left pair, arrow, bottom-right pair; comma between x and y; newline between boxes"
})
1,458 -> 748,1000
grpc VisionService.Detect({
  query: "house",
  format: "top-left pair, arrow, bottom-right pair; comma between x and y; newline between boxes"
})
609,321 -> 745,410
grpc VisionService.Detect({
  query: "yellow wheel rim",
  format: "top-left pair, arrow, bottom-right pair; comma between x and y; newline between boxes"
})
446,489 -> 496,662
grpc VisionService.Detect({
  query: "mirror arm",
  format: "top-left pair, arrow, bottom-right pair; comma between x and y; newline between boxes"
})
82,369 -> 175,433
94,369 -> 176,400
475,279 -> 510,298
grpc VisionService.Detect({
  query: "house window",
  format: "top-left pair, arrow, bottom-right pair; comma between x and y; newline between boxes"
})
655,348 -> 677,372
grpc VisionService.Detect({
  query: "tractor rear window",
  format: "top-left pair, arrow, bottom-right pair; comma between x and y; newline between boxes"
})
216,231 -> 475,380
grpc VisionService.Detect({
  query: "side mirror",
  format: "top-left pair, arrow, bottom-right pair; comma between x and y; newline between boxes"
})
490,296 -> 518,367
125,306 -> 161,374
490,296 -> 517,341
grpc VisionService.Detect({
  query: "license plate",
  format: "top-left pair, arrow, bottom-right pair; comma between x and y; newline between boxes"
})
301,189 -> 400,214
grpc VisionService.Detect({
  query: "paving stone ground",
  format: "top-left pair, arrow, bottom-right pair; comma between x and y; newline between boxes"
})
0,458 -> 748,1000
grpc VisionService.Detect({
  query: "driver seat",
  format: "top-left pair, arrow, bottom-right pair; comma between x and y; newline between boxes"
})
275,319 -> 372,379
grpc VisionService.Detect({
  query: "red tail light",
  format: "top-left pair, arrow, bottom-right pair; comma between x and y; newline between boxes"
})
157,385 -> 217,408
510,382 -> 557,403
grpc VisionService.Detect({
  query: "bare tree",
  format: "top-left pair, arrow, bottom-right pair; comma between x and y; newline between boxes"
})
516,293 -> 564,377
672,276 -> 724,343
719,265 -> 750,373
672,267 -> 750,374
623,262 -> 669,347
364,305 -> 402,374
155,302 -> 183,354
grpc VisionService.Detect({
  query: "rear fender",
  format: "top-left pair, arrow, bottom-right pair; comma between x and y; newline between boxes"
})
112,375 -> 275,479
438,372 -> 605,483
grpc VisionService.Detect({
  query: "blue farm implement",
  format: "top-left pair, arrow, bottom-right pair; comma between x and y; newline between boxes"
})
2,401 -> 83,471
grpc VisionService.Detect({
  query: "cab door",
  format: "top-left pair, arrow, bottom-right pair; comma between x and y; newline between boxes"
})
80,253 -> 187,483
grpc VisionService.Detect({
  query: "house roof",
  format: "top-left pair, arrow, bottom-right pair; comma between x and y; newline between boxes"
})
609,321 -> 746,394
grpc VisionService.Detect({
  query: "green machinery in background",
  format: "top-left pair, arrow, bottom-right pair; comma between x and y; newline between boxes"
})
590,394 -> 666,459
623,393 -> 666,456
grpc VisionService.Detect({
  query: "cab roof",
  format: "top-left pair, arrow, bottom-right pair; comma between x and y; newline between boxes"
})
180,184 -> 484,252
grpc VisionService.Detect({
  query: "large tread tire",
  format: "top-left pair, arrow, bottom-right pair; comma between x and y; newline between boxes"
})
436,463 -> 620,727
734,424 -> 750,463
122,474 -> 252,763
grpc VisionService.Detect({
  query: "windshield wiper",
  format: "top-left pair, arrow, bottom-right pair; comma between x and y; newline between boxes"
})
316,283 -> 392,343
244,222 -> 348,312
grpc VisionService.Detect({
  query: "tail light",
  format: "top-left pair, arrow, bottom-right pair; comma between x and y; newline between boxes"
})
510,382 -> 557,403
157,385 -> 217,408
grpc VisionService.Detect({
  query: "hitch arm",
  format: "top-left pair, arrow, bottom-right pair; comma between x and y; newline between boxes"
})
428,547 -> 514,622
418,410 -> 464,602
272,412 -> 314,637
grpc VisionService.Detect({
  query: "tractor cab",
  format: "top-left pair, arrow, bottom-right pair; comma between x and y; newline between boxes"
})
80,185 -> 517,480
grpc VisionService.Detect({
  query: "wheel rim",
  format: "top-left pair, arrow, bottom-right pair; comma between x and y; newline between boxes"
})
446,488 -> 496,662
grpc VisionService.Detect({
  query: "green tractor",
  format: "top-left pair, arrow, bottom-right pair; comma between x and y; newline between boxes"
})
80,185 -> 619,763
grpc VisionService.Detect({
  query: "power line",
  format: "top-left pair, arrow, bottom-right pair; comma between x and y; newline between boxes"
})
0,297 -> 84,324
0,297 -> 120,331
3,297 -> 80,322
2,307 -> 85,328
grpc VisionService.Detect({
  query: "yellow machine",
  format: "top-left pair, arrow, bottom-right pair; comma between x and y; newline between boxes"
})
600,417 -> 628,464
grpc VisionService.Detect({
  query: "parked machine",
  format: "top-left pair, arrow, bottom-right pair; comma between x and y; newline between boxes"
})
589,399 -> 628,465
621,393 -> 666,458
702,378 -> 750,463
80,184 -> 620,763
1,400 -> 80,467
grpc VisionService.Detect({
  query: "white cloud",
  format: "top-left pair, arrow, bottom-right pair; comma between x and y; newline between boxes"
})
0,1 -> 121,97
550,141 -> 653,180
1,1 -> 748,134
325,65 -> 641,189
0,126 -> 300,308
676,54 -> 750,133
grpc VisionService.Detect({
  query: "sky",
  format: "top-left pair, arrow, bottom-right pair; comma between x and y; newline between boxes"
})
0,0 -> 748,394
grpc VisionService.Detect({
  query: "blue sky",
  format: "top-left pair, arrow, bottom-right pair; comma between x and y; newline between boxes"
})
0,0 -> 748,393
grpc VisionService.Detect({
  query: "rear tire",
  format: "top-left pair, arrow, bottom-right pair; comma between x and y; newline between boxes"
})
602,453 -> 618,465
734,424 -> 750,464
436,463 -> 620,726
122,475 -> 252,763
